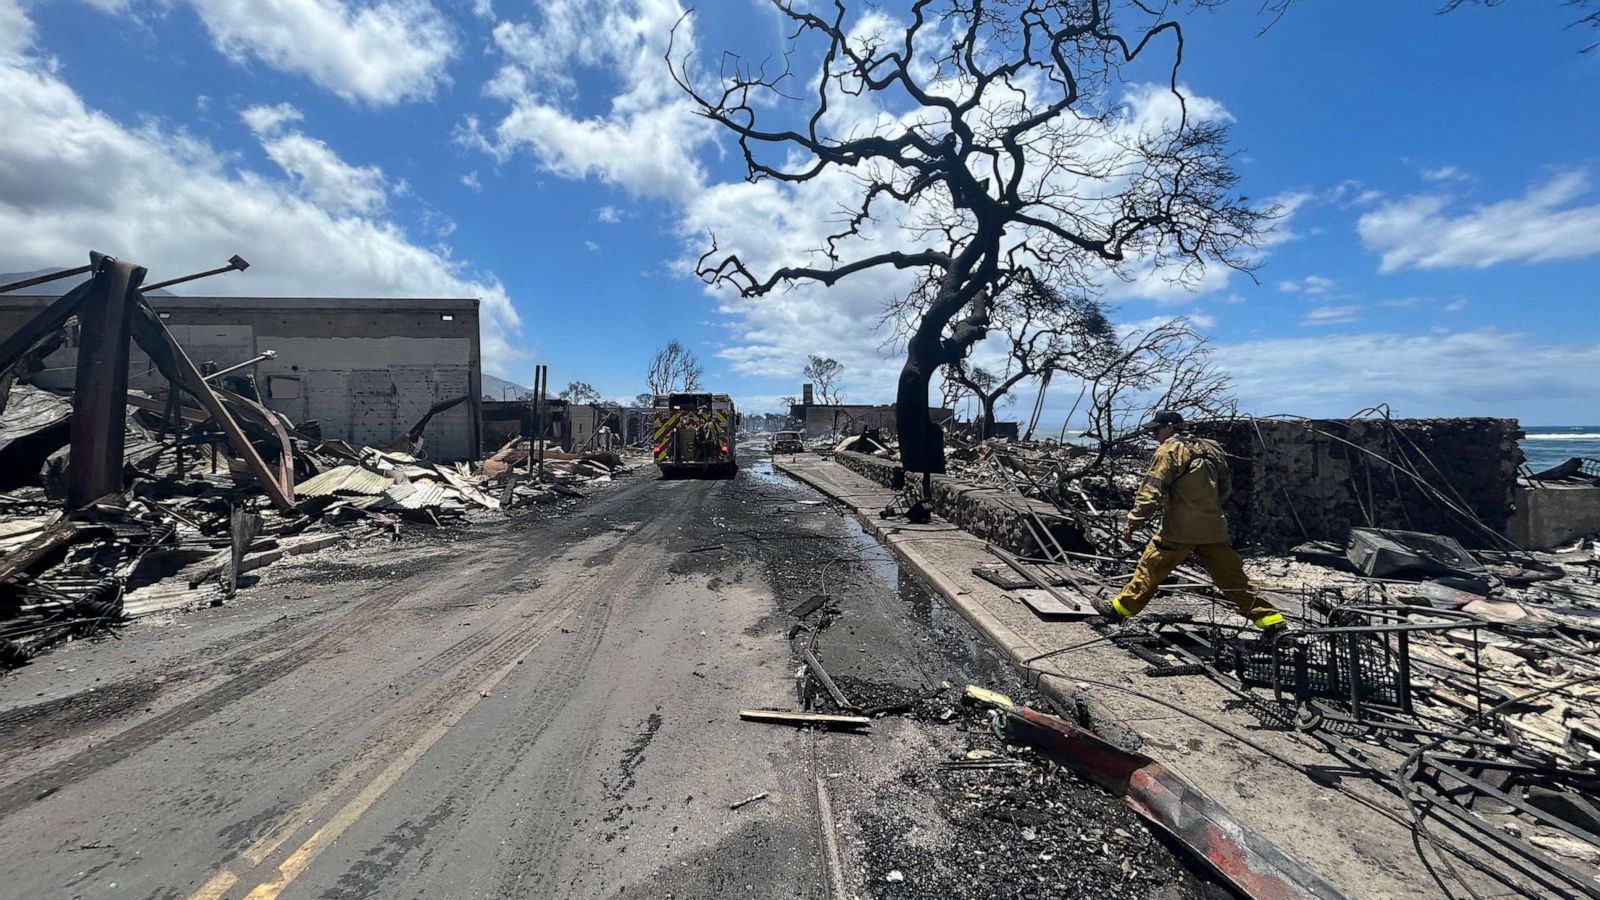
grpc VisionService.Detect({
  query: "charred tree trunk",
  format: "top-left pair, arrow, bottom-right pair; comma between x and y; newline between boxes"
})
897,330 -> 946,475
979,394 -> 1000,439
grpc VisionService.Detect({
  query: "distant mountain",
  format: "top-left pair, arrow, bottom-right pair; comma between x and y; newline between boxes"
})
483,373 -> 532,401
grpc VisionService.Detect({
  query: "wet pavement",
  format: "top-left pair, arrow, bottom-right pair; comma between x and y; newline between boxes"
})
0,451 -> 1218,899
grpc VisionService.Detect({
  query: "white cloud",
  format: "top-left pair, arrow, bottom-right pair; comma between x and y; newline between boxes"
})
474,0 -> 709,202
1359,171 -> 1600,272
1216,329 -> 1600,420
1120,311 -> 1219,335
188,0 -> 456,105
460,170 -> 482,192
1443,298 -> 1467,312
1276,274 -> 1335,295
1303,304 -> 1362,326
1420,165 -> 1470,183
585,239 -> 600,252
596,205 -> 622,223
0,2 -> 521,374
240,102 -> 303,135
241,103 -> 388,214
0,0 -> 34,57
259,132 -> 388,213
1098,251 -> 1237,306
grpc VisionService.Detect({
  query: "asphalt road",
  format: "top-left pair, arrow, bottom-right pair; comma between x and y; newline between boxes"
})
0,453 -> 1202,900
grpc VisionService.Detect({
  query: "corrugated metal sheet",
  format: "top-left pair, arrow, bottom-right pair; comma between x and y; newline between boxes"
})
295,465 -> 393,497
0,384 -> 70,452
375,481 -> 451,510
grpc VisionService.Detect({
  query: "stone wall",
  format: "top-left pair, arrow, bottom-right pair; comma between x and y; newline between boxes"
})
1187,418 -> 1522,550
833,451 -> 1087,556
832,449 -> 903,487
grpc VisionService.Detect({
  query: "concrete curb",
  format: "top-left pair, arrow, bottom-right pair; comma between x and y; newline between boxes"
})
773,457 -> 1140,747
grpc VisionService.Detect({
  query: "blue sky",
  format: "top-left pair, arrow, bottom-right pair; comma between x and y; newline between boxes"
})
2,0 -> 1597,424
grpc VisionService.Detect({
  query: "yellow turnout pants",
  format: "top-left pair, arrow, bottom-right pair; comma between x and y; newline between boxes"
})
1111,538 -> 1284,629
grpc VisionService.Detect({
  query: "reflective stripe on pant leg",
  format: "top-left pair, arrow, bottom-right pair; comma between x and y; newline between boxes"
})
1194,542 -> 1283,627
1111,539 -> 1191,619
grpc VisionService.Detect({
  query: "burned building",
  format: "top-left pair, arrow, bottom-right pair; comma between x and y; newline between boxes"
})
0,295 -> 482,461
788,382 -> 954,437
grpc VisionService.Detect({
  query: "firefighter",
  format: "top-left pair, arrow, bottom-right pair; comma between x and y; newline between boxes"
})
1092,411 -> 1288,633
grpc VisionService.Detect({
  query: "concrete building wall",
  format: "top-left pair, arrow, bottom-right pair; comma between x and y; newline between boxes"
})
789,403 -> 956,437
1510,482 -> 1600,550
0,295 -> 482,462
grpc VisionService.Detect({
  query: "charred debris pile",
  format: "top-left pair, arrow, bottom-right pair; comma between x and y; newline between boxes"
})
822,414 -> 1600,891
0,254 -> 629,669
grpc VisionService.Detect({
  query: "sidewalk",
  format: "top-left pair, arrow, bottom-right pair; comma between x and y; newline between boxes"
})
774,453 -> 1530,900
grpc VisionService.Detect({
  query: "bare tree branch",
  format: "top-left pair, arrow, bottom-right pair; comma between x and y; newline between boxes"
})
675,1 -> 1267,473
803,354 -> 847,404
646,339 -> 705,395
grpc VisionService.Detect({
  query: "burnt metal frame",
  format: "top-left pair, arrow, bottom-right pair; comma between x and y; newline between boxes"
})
1221,605 -> 1483,719
1329,728 -> 1600,900
0,253 -> 287,510
1144,615 -> 1600,898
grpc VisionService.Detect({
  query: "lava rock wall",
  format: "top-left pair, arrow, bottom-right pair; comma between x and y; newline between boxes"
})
833,451 -> 1085,556
1186,418 -> 1523,550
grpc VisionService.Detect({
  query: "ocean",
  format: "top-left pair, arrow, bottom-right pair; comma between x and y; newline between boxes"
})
1521,426 -> 1600,472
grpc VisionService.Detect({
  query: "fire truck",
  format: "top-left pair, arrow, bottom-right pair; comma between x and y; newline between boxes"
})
651,392 -> 738,478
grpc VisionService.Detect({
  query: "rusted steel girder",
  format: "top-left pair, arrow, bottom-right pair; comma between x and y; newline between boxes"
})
0,273 -> 97,380
965,686 -> 1349,900
66,254 -> 146,510
128,301 -> 296,512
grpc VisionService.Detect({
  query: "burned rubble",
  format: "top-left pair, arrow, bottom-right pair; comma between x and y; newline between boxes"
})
0,255 -> 632,670
780,409 -> 1600,897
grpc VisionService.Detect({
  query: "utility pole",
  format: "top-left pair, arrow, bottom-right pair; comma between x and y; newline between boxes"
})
536,365 -> 546,480
528,365 -> 547,479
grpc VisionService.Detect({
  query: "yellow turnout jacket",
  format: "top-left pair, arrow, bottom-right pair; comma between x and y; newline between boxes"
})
1127,435 -> 1232,545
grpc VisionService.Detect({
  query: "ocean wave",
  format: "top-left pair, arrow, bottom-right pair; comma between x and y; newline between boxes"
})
1523,433 -> 1600,441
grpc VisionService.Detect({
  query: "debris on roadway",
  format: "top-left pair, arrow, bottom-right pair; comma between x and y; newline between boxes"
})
0,256 -> 633,669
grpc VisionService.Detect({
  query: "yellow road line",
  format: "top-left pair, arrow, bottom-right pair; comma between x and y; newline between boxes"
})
188,612 -> 570,900
188,871 -> 238,900
242,723 -> 452,900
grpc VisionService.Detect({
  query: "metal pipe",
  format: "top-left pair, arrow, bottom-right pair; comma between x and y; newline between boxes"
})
202,349 -> 277,382
0,264 -> 92,295
140,255 -> 249,293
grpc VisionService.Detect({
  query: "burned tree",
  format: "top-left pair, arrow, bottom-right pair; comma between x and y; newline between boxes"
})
675,1 -> 1265,476
560,381 -> 602,404
1071,318 -> 1234,469
646,339 -> 704,395
934,275 -> 1112,438
804,355 -> 846,404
